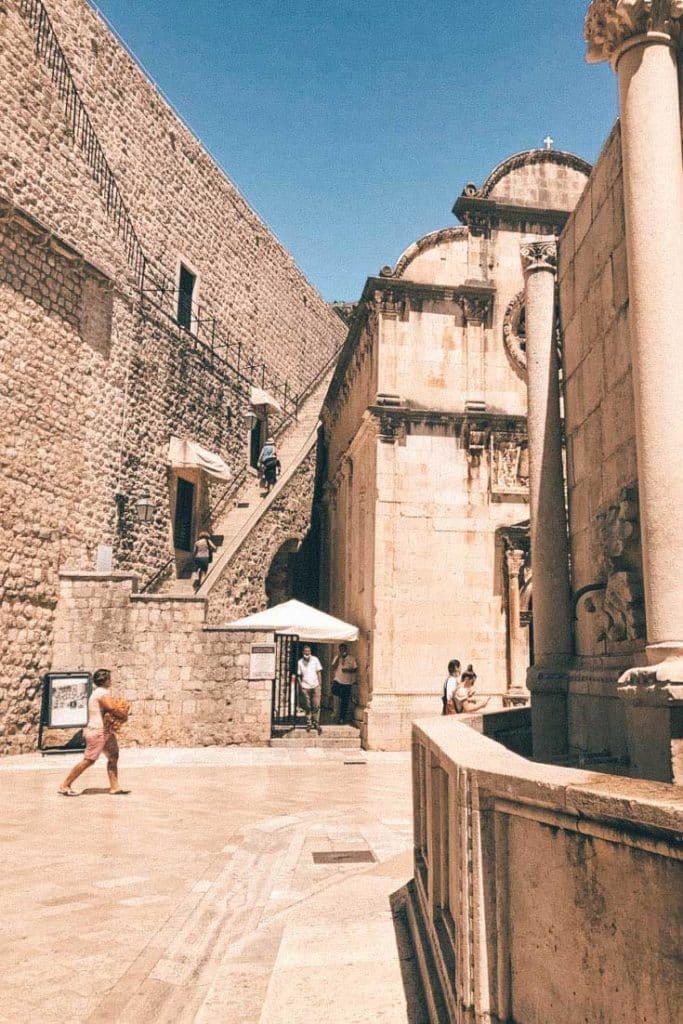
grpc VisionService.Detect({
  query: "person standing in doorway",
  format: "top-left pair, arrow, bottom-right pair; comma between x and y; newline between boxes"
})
58,669 -> 130,796
331,643 -> 357,724
296,644 -> 323,734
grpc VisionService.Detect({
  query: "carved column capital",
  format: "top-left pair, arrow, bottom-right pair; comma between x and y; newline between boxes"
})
520,240 -> 557,277
585,0 -> 683,65
460,295 -> 492,325
505,547 -> 527,578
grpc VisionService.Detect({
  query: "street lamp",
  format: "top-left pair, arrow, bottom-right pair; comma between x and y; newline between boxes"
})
135,492 -> 155,523
242,408 -> 258,430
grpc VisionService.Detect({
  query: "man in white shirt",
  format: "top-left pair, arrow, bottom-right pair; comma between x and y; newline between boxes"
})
296,644 -> 323,734
331,643 -> 357,724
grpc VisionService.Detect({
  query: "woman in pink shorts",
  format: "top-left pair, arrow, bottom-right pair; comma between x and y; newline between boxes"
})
58,668 -> 129,796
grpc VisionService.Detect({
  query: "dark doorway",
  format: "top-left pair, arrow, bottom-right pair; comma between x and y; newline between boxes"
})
177,264 -> 196,330
250,416 -> 266,469
174,477 -> 194,550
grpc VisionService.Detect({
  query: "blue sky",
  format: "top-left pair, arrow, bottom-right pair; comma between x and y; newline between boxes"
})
92,1 -> 616,301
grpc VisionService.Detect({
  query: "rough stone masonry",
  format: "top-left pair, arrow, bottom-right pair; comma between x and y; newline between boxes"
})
0,0 -> 345,753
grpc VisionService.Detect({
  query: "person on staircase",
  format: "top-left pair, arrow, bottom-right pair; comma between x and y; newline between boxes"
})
296,644 -> 323,734
192,531 -> 216,590
258,436 -> 280,494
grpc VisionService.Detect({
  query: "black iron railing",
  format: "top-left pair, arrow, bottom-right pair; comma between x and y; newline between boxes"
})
18,0 -> 158,290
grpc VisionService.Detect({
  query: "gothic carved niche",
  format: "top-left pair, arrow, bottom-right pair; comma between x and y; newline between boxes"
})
585,0 -> 683,64
593,485 -> 646,642
490,432 -> 529,495
520,240 -> 557,275
502,291 -> 526,373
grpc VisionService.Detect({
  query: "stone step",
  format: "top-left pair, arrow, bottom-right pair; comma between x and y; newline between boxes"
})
269,734 -> 362,750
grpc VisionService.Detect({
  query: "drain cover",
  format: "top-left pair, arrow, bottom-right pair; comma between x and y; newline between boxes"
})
312,850 -> 376,864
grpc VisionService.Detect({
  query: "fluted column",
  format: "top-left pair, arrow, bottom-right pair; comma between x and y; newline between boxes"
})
521,240 -> 572,758
585,1 -> 683,781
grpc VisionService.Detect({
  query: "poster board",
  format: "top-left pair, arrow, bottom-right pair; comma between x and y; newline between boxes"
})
249,643 -> 276,680
38,672 -> 92,754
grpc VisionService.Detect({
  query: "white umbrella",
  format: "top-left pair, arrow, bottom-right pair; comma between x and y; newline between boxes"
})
223,598 -> 358,642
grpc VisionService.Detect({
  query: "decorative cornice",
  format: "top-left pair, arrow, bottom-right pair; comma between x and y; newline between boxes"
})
520,240 -> 557,276
585,0 -> 683,65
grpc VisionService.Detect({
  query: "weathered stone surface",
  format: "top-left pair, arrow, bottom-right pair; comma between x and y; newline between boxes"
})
0,0 -> 344,752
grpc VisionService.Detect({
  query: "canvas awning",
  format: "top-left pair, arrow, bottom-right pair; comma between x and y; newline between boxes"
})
168,436 -> 232,482
223,599 -> 359,642
250,386 -> 282,415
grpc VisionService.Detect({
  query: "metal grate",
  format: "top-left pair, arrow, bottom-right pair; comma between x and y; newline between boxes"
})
312,850 -> 376,865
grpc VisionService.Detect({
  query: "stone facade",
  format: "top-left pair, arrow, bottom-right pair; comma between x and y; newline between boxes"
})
50,574 -> 272,747
0,0 -> 344,752
322,150 -> 591,750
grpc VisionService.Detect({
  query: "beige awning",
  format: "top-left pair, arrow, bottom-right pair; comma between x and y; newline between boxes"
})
168,436 -> 232,482
223,599 -> 359,642
250,386 -> 282,415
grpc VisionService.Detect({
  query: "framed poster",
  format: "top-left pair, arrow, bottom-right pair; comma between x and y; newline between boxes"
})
249,643 -> 276,680
46,673 -> 91,728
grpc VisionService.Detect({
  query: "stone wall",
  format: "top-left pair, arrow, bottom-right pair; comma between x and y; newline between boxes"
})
559,123 -> 640,660
409,717 -> 683,1024
206,444 -> 318,624
1,0 -> 344,384
50,573 -> 272,747
0,0 -> 344,753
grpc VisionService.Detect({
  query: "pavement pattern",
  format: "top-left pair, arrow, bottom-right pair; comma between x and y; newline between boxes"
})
0,747 -> 427,1024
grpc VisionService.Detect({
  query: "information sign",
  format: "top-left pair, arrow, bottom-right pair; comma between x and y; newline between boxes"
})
249,643 -> 276,680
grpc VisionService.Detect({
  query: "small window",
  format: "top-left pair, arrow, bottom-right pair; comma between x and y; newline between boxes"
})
177,263 -> 196,330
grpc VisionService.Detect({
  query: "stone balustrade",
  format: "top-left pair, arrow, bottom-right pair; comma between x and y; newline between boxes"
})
408,716 -> 683,1024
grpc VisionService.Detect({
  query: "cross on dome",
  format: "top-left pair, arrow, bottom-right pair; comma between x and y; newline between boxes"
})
543,135 -> 554,151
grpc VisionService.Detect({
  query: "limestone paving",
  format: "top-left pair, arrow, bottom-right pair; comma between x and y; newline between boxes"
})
0,746 -> 424,1024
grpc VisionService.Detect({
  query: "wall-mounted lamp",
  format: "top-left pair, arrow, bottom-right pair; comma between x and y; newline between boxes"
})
135,492 -> 155,523
242,408 -> 258,430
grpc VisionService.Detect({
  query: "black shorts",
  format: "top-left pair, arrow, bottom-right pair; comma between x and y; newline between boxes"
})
331,681 -> 350,698
194,557 -> 210,572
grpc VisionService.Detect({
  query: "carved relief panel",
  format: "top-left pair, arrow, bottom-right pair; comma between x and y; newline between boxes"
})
489,432 -> 529,496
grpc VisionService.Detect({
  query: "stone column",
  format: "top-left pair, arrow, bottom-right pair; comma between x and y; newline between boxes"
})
521,240 -> 572,757
586,1 -> 683,782
504,547 -> 529,702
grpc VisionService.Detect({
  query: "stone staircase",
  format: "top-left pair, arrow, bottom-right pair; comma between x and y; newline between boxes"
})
159,371 -> 332,597
269,722 -> 363,750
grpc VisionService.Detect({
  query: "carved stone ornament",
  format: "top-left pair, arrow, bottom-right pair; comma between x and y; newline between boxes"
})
502,291 -> 526,373
593,485 -> 646,642
585,0 -> 683,64
490,432 -> 529,496
460,295 -> 492,325
520,240 -> 557,276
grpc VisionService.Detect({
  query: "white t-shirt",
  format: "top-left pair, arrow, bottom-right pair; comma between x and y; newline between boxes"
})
333,654 -> 357,685
297,656 -> 322,690
444,675 -> 460,703
87,686 -> 106,729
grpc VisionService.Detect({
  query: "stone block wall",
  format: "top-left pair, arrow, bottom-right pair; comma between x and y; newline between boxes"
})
558,123 -> 641,661
0,0 -> 344,752
1,0 -> 344,384
50,573 -> 272,747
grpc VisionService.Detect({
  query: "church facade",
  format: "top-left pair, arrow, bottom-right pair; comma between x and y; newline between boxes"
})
320,148 -> 590,750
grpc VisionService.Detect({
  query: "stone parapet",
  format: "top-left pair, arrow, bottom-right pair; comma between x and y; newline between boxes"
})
408,716 -> 683,1024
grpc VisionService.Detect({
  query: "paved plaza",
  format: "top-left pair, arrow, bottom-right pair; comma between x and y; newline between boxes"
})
0,746 -> 425,1024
